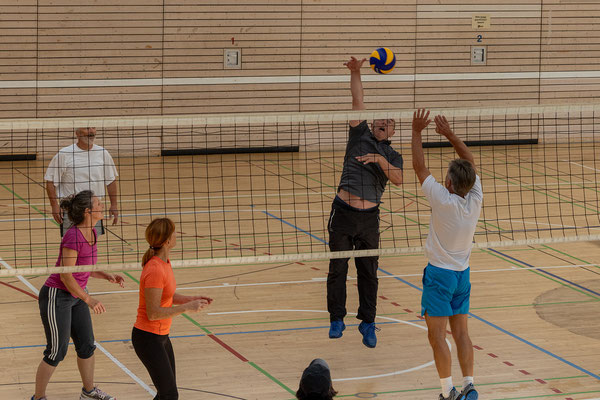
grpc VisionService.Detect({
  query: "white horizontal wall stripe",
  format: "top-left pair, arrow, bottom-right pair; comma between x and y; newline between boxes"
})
1,70 -> 600,90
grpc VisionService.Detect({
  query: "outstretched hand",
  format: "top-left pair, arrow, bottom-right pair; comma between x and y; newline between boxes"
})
107,274 -> 125,288
434,115 -> 453,138
412,109 -> 432,133
344,56 -> 366,72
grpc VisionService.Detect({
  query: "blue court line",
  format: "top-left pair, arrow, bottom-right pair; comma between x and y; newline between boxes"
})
255,207 -> 600,381
0,320 -> 418,351
487,248 -> 600,298
253,206 -> 328,244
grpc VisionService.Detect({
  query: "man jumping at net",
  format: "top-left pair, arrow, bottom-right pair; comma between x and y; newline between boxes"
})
412,109 -> 483,400
326,56 -> 404,348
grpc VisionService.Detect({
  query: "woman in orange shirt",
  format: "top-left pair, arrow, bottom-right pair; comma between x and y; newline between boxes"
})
132,218 -> 212,400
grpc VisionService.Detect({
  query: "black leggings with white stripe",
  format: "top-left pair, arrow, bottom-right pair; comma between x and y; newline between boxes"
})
38,285 -> 96,367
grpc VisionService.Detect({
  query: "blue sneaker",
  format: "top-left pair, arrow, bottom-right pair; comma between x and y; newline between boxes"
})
31,397 -> 47,400
459,383 -> 478,400
329,320 -> 346,338
358,321 -> 379,348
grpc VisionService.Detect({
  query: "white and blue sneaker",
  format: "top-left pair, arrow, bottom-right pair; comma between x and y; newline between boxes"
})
460,383 -> 478,400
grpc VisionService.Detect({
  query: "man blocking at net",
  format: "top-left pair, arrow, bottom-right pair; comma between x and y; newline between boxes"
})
412,109 -> 483,400
327,56 -> 404,348
45,127 -> 119,237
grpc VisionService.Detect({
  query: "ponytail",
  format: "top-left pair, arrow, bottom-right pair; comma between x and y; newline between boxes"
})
60,190 -> 94,226
142,218 -> 176,267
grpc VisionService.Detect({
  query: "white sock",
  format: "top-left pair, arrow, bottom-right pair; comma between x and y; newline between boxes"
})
441,376 -> 453,398
463,376 -> 474,389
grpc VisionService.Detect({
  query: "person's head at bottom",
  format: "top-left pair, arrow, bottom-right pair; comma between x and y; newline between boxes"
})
296,359 -> 337,400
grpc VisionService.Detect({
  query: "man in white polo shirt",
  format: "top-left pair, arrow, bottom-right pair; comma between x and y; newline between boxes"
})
411,109 -> 483,400
45,127 -> 119,236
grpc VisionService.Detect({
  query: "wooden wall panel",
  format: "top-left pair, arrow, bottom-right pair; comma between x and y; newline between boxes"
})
540,1 -> 600,104
1,1 -> 600,156
414,2 -> 542,109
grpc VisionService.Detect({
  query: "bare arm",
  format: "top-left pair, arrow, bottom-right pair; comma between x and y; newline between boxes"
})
106,181 -> 119,225
59,247 -> 105,314
145,288 -> 209,321
355,154 -> 403,186
344,56 -> 366,127
46,181 -> 62,224
411,109 -> 433,185
173,292 -> 213,305
90,271 -> 125,288
434,115 -> 476,172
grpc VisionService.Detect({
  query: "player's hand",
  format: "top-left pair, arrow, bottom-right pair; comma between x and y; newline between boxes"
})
107,274 -> 125,288
355,153 -> 381,165
51,204 -> 63,224
434,115 -> 454,138
86,297 -> 106,314
191,295 -> 213,304
412,109 -> 432,133
344,56 -> 366,72
185,299 -> 210,313
109,205 -> 119,225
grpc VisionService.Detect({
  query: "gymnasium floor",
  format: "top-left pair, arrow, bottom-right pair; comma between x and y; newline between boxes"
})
0,143 -> 599,399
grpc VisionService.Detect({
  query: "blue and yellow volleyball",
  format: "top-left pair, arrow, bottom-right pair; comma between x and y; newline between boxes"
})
369,48 -> 396,74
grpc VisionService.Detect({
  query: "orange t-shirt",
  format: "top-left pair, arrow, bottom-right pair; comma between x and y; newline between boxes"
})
134,256 -> 177,335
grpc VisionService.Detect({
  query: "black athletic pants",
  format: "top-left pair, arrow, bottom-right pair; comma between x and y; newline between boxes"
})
38,285 -> 96,367
132,327 -> 178,400
327,197 -> 380,323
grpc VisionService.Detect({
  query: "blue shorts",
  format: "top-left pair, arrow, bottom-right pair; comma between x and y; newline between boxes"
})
421,263 -> 471,317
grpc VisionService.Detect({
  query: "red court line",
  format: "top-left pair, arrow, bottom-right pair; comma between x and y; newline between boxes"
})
0,281 -> 38,300
208,334 -> 249,362
519,369 -> 531,375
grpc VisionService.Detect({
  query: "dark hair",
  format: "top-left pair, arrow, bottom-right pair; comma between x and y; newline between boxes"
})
296,387 -> 337,400
60,190 -> 95,226
142,218 -> 176,266
447,159 -> 476,197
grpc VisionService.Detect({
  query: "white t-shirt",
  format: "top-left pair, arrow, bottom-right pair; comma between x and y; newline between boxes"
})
421,174 -> 483,271
44,144 -> 118,199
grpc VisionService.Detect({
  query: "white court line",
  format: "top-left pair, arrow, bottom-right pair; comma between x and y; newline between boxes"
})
565,160 -> 600,173
87,263 -> 599,296
205,309 -> 448,381
0,256 -> 157,398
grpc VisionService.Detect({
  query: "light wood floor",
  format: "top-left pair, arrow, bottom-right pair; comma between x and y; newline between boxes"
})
0,143 -> 599,399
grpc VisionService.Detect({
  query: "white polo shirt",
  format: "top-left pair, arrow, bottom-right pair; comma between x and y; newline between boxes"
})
45,144 -> 118,199
421,174 -> 483,271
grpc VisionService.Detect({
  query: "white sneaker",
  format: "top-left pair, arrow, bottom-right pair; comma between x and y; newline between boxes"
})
80,386 -> 116,400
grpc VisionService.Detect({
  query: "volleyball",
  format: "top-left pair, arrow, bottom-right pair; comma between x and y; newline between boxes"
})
369,47 -> 396,74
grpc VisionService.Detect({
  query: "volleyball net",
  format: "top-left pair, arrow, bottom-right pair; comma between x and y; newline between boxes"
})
1,104 -> 599,276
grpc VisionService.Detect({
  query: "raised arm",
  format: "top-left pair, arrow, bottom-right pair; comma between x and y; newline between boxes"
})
344,56 -> 366,127
434,115 -> 476,172
411,109 -> 433,184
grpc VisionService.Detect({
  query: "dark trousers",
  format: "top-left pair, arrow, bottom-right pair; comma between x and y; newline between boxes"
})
327,198 -> 380,323
132,327 -> 178,400
39,285 -> 96,367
